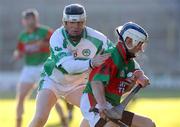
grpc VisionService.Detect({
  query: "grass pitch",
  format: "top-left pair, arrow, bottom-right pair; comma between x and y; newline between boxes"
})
0,88 -> 180,127
0,98 -> 180,127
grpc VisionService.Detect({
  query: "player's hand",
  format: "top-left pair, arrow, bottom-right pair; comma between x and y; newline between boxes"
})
98,103 -> 109,120
99,108 -> 108,120
91,50 -> 110,68
134,70 -> 150,87
136,74 -> 150,87
122,72 -> 137,92
124,78 -> 136,92
12,50 -> 22,62
104,107 -> 123,120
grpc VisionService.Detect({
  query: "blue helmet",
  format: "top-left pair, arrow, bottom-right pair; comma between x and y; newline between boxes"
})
116,22 -> 148,49
62,4 -> 86,22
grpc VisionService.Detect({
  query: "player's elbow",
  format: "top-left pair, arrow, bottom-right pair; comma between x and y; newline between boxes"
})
63,65 -> 77,74
61,62 -> 83,74
60,59 -> 89,74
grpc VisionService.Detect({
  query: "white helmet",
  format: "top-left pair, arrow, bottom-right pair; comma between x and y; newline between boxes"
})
62,4 -> 86,22
116,22 -> 148,49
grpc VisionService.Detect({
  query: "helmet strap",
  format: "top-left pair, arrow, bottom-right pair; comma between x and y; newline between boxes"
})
123,42 -> 136,60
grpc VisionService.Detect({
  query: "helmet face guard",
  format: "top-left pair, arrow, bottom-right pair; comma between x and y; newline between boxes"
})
62,4 -> 86,22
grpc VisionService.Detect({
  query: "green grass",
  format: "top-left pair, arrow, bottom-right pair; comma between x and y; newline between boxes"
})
0,99 -> 83,127
138,88 -> 180,98
0,98 -> 180,127
1,88 -> 180,99
0,88 -> 180,127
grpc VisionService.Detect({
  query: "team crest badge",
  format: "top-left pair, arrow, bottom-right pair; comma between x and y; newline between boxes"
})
82,49 -> 91,56
120,70 -> 125,77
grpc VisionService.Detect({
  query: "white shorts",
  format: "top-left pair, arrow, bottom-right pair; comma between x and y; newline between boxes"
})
80,93 -> 113,127
18,65 -> 43,85
39,75 -> 85,99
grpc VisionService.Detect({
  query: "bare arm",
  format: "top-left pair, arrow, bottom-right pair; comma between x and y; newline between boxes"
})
91,80 -> 110,119
91,81 -> 107,109
13,41 -> 24,61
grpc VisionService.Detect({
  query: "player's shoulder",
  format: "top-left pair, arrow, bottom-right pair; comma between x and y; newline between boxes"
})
51,26 -> 65,39
38,24 -> 52,30
18,30 -> 27,41
38,25 -> 53,33
50,26 -> 64,46
86,26 -> 107,41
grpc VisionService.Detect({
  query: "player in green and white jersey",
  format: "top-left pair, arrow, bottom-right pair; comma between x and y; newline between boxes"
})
29,4 -> 113,127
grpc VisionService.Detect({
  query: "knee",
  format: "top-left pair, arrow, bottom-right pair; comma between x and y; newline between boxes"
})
29,111 -> 49,127
32,114 -> 48,126
80,119 -> 89,127
144,118 -> 156,127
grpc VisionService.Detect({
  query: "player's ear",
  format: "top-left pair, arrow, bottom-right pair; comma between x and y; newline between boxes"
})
125,37 -> 133,48
62,21 -> 67,26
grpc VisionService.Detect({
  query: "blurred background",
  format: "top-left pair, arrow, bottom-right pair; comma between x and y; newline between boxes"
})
0,0 -> 180,127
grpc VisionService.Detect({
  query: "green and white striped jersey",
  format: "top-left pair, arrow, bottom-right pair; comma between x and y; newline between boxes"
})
42,26 -> 114,86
